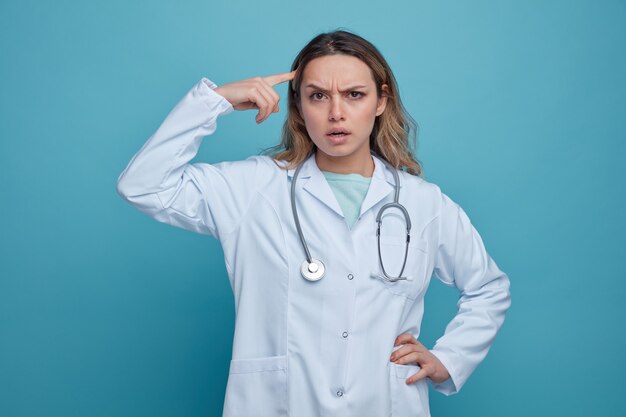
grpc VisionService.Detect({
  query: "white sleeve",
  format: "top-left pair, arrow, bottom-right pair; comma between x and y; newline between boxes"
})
116,77 -> 261,239
428,192 -> 511,395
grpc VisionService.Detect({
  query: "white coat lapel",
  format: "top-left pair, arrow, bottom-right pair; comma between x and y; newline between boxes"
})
359,154 -> 402,216
285,152 -> 403,219
286,153 -> 344,218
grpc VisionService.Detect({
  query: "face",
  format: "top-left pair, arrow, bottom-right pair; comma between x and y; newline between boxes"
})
297,54 -> 388,172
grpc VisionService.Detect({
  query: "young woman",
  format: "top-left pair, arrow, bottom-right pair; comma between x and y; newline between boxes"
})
117,30 -> 511,417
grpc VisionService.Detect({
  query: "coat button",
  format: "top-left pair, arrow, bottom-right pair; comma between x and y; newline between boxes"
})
347,273 -> 354,280
342,332 -> 348,338
336,390 -> 344,397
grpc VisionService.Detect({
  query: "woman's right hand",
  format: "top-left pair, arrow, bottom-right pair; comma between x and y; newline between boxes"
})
214,71 -> 296,124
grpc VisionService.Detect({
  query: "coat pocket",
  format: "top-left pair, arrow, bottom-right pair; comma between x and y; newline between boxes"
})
223,355 -> 288,417
374,237 -> 429,300
389,362 -> 430,417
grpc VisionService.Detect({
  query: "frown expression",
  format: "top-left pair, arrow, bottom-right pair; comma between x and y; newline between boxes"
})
297,54 -> 388,160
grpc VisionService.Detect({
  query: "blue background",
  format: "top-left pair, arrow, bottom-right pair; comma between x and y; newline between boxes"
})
1,0 -> 625,416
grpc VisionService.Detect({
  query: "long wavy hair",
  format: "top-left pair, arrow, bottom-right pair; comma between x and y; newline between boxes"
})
262,29 -> 422,176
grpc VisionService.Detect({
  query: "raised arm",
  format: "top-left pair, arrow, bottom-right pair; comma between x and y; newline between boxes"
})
116,72 -> 294,239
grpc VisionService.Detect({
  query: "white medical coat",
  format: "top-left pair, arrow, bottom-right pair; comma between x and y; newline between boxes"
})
116,77 -> 511,417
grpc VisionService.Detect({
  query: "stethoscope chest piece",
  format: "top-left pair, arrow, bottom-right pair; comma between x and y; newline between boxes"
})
301,259 -> 325,281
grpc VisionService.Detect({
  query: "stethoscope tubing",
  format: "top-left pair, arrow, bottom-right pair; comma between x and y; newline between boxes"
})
291,151 -> 411,282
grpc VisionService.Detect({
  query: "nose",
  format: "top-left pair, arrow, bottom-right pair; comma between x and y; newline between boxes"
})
328,97 -> 345,121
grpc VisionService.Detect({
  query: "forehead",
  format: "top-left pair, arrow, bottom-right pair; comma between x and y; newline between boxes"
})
301,54 -> 375,87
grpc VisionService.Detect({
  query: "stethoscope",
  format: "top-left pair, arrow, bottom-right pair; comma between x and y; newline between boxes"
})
290,151 -> 412,282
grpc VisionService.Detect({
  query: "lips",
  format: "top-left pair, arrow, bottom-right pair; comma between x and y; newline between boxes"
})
326,128 -> 351,145
326,128 -> 351,137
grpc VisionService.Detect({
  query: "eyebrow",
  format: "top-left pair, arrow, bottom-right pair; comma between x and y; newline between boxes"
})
304,83 -> 369,93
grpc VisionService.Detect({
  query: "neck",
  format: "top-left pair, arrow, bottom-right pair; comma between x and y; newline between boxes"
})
315,149 -> 375,177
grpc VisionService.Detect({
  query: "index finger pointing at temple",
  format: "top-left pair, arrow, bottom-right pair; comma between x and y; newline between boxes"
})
263,70 -> 296,86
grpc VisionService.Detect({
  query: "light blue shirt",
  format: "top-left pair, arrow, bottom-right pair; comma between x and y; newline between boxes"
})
321,171 -> 371,229
116,77 -> 511,417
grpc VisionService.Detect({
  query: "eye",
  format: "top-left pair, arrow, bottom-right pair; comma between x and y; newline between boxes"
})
310,92 -> 326,101
349,91 -> 364,99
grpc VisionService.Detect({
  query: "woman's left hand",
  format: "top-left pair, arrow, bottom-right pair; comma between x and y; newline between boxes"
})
390,333 -> 451,385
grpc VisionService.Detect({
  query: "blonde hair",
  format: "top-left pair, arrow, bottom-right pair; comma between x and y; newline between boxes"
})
262,29 -> 422,176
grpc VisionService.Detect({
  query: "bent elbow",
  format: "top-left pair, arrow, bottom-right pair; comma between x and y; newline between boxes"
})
116,173 -> 133,201
116,172 -> 147,204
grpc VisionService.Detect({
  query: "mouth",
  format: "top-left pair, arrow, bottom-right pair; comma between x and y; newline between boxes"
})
326,128 -> 351,139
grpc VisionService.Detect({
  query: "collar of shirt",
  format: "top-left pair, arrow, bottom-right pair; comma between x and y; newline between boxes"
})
284,152 -> 403,218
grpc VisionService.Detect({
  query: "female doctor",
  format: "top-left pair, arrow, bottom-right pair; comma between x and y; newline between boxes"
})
117,30 -> 511,417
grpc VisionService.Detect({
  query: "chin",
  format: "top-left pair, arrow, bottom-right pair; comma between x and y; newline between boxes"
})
315,145 -> 356,158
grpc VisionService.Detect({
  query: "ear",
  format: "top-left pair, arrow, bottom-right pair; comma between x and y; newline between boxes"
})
376,84 -> 389,116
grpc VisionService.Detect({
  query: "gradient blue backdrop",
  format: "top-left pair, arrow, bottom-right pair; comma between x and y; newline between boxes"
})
1,0 -> 625,416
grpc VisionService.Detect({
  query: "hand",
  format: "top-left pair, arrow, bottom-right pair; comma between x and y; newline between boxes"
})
214,71 -> 295,124
390,333 -> 451,385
